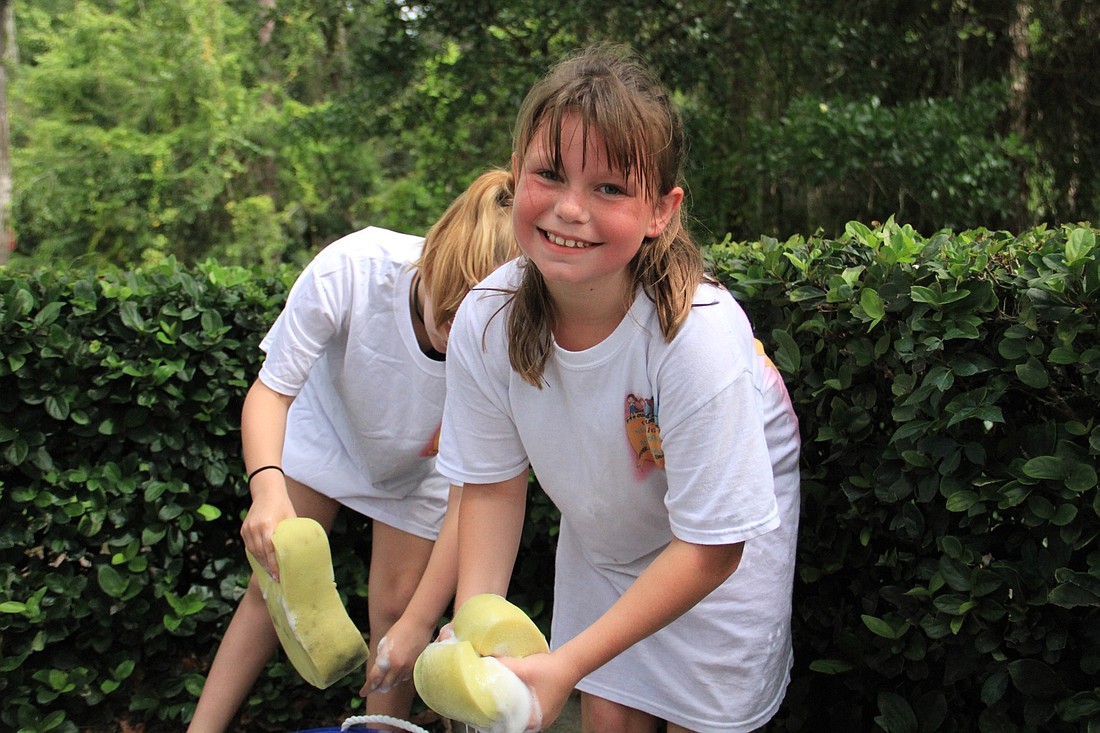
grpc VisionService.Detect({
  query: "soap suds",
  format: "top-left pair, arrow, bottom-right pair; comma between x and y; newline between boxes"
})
371,635 -> 393,693
279,594 -> 299,633
480,657 -> 540,733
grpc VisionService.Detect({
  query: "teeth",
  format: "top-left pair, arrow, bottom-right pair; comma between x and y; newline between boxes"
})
546,231 -> 592,248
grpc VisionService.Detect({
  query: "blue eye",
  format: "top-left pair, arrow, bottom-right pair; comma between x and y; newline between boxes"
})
597,183 -> 626,196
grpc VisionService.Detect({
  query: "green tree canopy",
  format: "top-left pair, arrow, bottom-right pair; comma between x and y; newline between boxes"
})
8,0 -> 1098,266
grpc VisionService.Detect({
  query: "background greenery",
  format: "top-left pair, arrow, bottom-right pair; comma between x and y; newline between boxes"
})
2,222 -> 1097,732
7,0 -> 1100,267
3,2 -> 1100,732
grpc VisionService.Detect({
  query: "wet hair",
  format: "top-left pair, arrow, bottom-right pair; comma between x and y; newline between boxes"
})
418,168 -> 518,327
507,44 -> 704,387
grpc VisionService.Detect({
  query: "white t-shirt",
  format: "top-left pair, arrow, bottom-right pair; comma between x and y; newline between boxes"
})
258,226 -> 449,539
438,260 -> 801,732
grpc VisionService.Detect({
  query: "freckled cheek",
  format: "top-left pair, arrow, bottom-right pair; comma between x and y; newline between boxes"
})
511,200 -> 545,253
513,186 -> 553,228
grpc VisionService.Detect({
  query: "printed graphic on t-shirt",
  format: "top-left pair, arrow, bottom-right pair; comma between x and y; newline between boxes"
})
625,393 -> 664,474
421,423 -> 441,457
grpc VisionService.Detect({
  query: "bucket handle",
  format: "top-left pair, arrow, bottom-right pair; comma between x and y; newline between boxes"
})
340,714 -> 434,733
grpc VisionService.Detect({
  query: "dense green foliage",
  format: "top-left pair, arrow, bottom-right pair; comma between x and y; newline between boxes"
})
8,1 -> 1100,266
0,257 -> 555,732
710,221 -> 1099,732
0,260 -> 288,731
2,222 -> 1097,732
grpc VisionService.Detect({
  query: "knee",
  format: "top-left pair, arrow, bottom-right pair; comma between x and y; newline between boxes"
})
582,707 -> 630,733
367,580 -> 416,631
581,694 -> 661,733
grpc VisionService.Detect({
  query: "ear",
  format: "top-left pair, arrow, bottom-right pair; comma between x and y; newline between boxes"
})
646,186 -> 684,239
511,152 -> 521,181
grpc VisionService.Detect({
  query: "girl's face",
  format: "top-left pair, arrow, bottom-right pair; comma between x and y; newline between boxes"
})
511,113 -> 682,295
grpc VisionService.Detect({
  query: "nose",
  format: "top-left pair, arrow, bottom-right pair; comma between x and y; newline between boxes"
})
554,187 -> 589,224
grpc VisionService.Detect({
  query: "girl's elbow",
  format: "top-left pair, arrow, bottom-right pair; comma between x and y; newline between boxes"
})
677,538 -> 745,582
711,541 -> 745,580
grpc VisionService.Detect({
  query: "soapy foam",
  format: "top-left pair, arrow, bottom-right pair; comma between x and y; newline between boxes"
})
372,635 -> 393,693
279,593 -> 299,633
478,657 -> 540,733
375,636 -> 393,671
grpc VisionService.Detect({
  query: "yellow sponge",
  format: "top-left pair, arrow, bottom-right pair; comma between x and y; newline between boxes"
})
414,594 -> 547,732
453,593 -> 551,658
246,517 -> 369,689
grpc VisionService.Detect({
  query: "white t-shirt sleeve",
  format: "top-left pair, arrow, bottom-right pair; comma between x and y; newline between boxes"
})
661,372 -> 781,543
652,293 -> 781,544
437,288 -> 529,485
258,247 -> 350,397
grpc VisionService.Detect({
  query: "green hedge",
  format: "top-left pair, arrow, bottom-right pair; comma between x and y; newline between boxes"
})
1,221 -> 1097,732
708,220 -> 1099,732
0,258 -> 554,733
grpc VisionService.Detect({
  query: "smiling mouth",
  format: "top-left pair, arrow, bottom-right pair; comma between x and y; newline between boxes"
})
543,229 -> 596,249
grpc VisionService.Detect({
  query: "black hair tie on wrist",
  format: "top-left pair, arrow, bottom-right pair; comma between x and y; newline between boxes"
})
247,465 -> 284,484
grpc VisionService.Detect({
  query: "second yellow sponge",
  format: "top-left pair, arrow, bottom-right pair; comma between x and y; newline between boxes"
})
246,517 -> 369,689
414,594 -> 547,732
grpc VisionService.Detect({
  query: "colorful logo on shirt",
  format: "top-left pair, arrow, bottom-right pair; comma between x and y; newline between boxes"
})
421,423 -> 441,457
625,394 -> 664,473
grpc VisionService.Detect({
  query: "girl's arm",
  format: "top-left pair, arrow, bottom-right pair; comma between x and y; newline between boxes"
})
239,378 -> 296,579
505,537 -> 745,727
454,471 -> 530,607
362,483 -> 465,695
555,536 -> 742,674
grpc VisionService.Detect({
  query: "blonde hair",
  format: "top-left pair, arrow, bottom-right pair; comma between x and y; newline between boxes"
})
508,44 -> 704,387
418,168 -> 518,326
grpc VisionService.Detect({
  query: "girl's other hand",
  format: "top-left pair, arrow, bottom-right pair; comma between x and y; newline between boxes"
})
240,481 -> 295,580
499,652 -> 577,732
360,617 -> 435,696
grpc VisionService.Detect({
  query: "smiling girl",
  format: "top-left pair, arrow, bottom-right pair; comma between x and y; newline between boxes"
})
435,46 -> 802,733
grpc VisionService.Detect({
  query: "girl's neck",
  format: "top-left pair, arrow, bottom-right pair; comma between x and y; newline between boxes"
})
410,271 -> 445,361
548,274 -> 634,352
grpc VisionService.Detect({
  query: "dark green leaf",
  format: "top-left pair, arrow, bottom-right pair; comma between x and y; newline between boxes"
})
1022,456 -> 1063,481
876,691 -> 918,733
769,327 -> 801,374
96,565 -> 129,599
1015,357 -> 1050,388
1008,659 -> 1067,699
808,658 -> 853,674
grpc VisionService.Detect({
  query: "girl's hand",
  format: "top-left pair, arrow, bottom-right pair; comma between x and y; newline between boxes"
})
499,651 -> 580,732
360,617 -> 436,697
240,481 -> 295,580
239,379 -> 297,580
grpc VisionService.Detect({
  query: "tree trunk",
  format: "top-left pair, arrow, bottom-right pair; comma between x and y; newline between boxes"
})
0,0 -> 13,264
1008,0 -> 1031,230
258,0 -> 275,45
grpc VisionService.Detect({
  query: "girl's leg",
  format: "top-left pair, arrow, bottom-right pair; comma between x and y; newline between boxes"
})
185,574 -> 279,733
363,519 -> 435,728
580,692 -> 664,733
186,478 -> 340,733
668,724 -> 704,733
